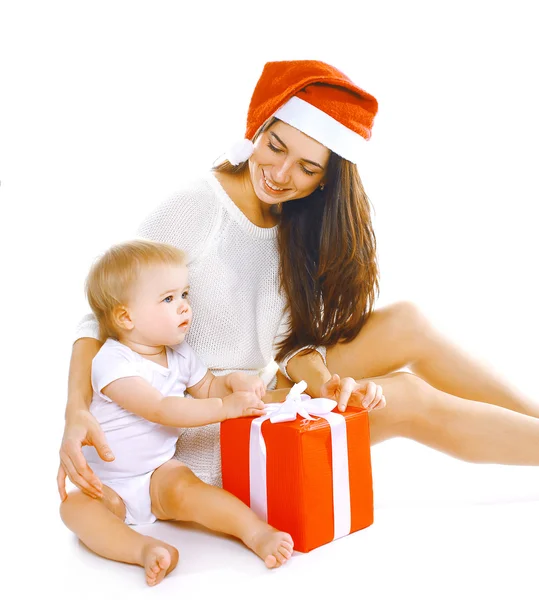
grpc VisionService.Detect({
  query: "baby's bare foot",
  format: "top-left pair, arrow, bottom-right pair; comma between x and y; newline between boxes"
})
246,526 -> 294,568
141,538 -> 179,586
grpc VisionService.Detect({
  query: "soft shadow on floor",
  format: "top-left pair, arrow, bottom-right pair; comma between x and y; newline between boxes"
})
47,438 -> 539,600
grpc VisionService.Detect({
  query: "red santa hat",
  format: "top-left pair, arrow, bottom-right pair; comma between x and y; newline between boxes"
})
226,60 -> 378,166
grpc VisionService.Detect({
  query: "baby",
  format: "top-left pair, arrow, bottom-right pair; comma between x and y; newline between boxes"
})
59,239 -> 293,586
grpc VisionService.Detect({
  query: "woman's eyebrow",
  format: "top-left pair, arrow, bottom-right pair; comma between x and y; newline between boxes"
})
270,132 -> 324,169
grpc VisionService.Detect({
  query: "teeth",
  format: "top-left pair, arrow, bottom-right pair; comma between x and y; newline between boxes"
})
264,175 -> 284,191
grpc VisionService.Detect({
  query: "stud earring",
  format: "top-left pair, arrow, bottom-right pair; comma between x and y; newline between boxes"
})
319,183 -> 325,191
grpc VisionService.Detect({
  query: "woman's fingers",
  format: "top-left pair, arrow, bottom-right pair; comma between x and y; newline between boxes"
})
57,464 -> 68,502
372,394 -> 387,410
89,428 -> 115,462
59,455 -> 100,499
321,376 -> 385,413
337,377 -> 355,412
57,413 -> 111,500
359,381 -> 377,408
365,384 -> 384,410
60,441 -> 103,498
64,455 -> 102,498
68,439 -> 104,490
320,374 -> 340,400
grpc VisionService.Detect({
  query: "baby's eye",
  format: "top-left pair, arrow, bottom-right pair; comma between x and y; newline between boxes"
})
181,291 -> 189,299
163,295 -> 173,303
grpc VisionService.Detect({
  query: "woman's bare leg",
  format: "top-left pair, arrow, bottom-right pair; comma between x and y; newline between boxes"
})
150,460 -> 293,568
326,301 -> 539,417
355,371 -> 539,465
60,487 -> 179,586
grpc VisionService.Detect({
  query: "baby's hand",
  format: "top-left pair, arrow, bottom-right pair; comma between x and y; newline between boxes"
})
228,372 -> 267,399
223,391 -> 266,420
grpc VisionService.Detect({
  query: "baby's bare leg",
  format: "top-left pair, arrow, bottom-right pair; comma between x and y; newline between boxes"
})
60,486 -> 178,586
150,460 -> 293,568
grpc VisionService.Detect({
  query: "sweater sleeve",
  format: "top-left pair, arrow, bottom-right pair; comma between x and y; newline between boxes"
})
74,312 -> 100,342
136,177 -> 221,265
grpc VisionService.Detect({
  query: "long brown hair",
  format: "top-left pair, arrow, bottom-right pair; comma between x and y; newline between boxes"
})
213,119 -> 379,362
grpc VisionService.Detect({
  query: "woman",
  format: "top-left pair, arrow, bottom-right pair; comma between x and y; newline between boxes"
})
58,59 -> 539,503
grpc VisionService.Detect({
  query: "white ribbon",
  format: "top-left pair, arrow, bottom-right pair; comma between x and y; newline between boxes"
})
249,381 -> 352,540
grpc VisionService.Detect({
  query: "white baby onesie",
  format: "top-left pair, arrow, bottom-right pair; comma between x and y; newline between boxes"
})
83,338 -> 207,524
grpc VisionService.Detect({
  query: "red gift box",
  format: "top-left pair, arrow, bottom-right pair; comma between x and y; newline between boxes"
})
220,392 -> 373,553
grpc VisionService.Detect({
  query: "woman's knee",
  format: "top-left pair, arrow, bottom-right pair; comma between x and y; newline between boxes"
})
380,301 -> 435,363
384,301 -> 429,337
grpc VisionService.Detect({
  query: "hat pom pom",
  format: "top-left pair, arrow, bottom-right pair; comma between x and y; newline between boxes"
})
226,139 -> 255,166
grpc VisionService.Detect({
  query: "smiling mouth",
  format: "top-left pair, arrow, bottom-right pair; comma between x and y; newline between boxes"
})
262,171 -> 288,192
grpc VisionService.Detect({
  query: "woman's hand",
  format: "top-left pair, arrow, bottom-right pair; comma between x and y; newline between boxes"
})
320,374 -> 386,412
57,410 -> 115,502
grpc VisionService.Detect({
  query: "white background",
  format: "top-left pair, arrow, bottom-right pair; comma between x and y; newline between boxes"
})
1,1 -> 539,598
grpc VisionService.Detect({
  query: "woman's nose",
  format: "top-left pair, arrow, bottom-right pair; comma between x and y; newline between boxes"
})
272,158 -> 293,183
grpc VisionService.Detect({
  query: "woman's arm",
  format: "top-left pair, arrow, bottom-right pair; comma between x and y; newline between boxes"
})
287,350 -> 385,412
66,337 -> 102,417
58,337 -> 113,502
273,310 -> 330,398
286,350 -> 332,398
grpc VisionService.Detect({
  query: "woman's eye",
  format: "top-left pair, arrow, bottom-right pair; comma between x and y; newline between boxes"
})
267,142 -> 283,154
181,291 -> 189,299
300,165 -> 315,176
163,295 -> 173,303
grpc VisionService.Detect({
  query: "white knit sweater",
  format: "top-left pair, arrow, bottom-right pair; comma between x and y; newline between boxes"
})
76,172 -> 306,486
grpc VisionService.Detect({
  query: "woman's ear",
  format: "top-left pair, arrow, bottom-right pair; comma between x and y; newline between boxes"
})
112,305 -> 134,331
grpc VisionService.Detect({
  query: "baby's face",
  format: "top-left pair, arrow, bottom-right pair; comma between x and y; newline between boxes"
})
127,262 -> 191,347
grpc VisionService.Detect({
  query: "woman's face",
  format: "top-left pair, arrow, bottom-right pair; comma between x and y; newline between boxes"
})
248,120 -> 331,205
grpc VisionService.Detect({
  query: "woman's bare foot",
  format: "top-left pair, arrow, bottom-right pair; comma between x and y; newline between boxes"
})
245,525 -> 294,568
141,538 -> 179,586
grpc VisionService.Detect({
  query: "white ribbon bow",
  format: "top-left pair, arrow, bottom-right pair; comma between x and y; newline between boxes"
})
265,380 -> 338,423
249,380 -> 352,540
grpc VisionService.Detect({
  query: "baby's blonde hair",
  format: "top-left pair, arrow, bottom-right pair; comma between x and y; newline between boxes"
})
86,239 -> 186,341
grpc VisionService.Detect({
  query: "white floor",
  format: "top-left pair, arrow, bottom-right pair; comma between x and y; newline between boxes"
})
3,3 -> 539,599
24,437 -> 537,600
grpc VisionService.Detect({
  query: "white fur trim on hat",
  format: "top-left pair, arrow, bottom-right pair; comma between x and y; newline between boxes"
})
274,96 -> 365,164
226,139 -> 255,166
